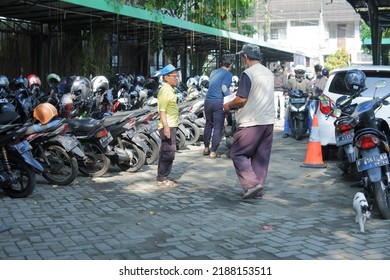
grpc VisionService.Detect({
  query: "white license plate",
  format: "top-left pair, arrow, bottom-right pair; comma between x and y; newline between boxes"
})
356,153 -> 389,172
99,132 -> 113,148
290,98 -> 306,103
336,131 -> 354,147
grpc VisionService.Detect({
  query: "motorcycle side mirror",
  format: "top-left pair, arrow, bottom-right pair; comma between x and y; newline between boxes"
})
375,80 -> 386,89
335,95 -> 350,106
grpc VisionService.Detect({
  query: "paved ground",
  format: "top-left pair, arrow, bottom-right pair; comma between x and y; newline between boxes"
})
1,120 -> 390,260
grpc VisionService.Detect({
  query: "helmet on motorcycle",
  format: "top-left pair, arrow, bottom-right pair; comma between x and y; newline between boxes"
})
33,102 -> 58,124
322,68 -> 329,77
71,76 -> 91,101
91,75 -> 109,93
27,74 -> 42,89
115,74 -> 129,90
144,78 -> 158,90
135,75 -> 145,86
232,75 -> 239,85
199,75 -> 209,89
0,75 -> 9,89
10,77 -> 27,91
186,77 -> 198,88
46,73 -> 61,88
344,69 -> 366,94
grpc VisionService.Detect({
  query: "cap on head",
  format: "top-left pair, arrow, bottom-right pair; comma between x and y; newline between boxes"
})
160,64 -> 181,76
237,43 -> 261,60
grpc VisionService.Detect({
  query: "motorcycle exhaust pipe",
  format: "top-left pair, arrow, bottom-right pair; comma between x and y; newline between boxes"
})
112,147 -> 134,163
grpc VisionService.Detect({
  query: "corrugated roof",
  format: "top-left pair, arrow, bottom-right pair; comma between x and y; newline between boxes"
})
0,0 -> 302,62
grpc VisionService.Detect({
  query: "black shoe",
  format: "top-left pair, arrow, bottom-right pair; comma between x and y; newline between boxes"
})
282,134 -> 289,138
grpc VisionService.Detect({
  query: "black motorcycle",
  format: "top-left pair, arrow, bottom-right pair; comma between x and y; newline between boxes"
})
331,80 -> 390,219
0,122 -> 44,198
286,89 -> 309,140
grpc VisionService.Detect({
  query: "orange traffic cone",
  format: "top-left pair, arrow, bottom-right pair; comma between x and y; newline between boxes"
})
301,114 -> 327,168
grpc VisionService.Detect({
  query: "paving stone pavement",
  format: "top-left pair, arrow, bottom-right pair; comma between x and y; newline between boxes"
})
1,120 -> 390,260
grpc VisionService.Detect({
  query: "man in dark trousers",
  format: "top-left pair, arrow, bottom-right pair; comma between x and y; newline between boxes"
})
223,44 -> 275,199
203,54 -> 234,158
156,64 -> 181,188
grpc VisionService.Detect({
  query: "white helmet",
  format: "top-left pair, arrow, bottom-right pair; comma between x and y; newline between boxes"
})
294,65 -> 306,73
91,75 -> 109,93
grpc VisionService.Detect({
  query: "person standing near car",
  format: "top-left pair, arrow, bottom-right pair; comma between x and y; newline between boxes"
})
311,64 -> 328,95
156,64 -> 181,188
273,65 -> 288,121
282,65 -> 312,138
203,54 -> 234,158
223,43 -> 274,199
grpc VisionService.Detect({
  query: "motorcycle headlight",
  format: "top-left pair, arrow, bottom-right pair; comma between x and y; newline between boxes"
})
290,105 -> 298,112
298,104 -> 307,111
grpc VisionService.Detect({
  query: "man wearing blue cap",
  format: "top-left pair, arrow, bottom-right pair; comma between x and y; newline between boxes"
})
156,64 -> 181,188
223,43 -> 275,199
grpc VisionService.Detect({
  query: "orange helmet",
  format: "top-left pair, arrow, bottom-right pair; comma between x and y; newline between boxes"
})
33,103 -> 58,124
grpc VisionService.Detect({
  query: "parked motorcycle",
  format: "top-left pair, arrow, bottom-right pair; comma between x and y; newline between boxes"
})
323,94 -> 358,176
331,79 -> 390,219
0,122 -> 44,198
25,103 -> 83,186
103,110 -> 148,173
286,89 -> 309,140
66,117 -> 112,177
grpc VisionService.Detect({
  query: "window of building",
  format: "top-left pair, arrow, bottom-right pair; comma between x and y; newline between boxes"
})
290,20 -> 319,27
270,21 -> 287,40
328,22 -> 355,38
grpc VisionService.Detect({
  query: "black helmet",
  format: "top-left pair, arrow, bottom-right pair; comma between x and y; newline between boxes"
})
344,69 -> 366,94
322,68 -> 329,77
135,75 -> 145,86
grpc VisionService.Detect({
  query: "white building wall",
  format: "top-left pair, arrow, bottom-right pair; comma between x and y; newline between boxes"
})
242,0 -> 369,65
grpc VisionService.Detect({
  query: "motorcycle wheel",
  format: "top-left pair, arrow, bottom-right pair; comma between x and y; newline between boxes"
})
117,139 -> 146,172
1,156 -> 36,198
40,145 -> 78,185
78,142 -> 110,177
138,133 -> 159,165
295,119 -> 304,140
176,129 -> 186,150
181,119 -> 200,145
373,180 -> 390,219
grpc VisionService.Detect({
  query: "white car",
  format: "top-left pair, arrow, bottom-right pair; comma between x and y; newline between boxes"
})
317,65 -> 390,158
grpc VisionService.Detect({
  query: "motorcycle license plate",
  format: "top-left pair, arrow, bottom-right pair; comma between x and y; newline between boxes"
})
12,140 -> 32,154
62,135 -> 79,151
290,98 -> 306,103
356,153 -> 389,172
336,131 -> 354,147
99,132 -> 113,148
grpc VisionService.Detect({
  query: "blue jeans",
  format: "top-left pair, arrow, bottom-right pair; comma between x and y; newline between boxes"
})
203,99 -> 225,152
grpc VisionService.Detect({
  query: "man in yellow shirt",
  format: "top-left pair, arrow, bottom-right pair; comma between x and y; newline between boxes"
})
157,64 -> 180,187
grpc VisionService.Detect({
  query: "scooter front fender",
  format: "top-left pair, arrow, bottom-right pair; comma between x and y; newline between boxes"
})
11,141 -> 44,172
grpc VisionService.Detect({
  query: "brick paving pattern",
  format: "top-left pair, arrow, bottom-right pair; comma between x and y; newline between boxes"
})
1,121 -> 390,260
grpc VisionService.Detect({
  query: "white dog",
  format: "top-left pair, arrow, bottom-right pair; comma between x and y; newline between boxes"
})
353,192 -> 372,233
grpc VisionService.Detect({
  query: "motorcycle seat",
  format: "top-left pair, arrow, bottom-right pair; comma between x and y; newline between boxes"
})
66,117 -> 104,134
25,119 -> 64,135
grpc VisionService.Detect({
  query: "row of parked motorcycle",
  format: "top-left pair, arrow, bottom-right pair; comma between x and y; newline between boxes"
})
318,70 -> 390,220
0,72 -> 215,199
